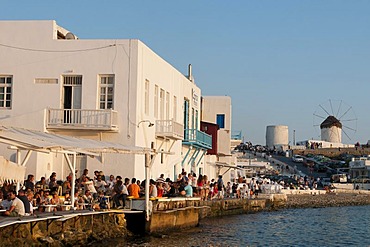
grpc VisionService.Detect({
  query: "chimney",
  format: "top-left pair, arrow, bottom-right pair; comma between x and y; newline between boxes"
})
188,64 -> 193,82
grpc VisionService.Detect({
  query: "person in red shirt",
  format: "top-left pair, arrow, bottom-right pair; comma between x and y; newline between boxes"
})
127,178 -> 140,198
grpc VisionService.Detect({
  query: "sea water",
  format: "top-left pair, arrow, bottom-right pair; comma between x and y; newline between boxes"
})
102,205 -> 370,247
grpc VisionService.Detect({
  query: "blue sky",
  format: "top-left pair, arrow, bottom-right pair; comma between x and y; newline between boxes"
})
3,1 -> 370,144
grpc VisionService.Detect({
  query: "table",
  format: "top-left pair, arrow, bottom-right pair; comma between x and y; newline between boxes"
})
77,203 -> 89,210
59,204 -> 72,211
42,205 -> 57,212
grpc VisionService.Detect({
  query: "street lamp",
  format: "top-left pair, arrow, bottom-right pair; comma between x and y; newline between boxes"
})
137,120 -> 154,128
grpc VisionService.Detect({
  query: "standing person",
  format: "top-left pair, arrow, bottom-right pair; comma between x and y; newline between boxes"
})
225,182 -> 232,198
197,175 -> 204,199
203,175 -> 210,201
156,174 -> 165,184
3,191 -> 25,217
217,175 -> 224,199
250,178 -> 256,195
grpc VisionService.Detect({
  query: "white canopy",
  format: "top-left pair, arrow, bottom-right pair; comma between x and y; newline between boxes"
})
0,125 -> 152,206
0,156 -> 26,183
0,125 -> 151,155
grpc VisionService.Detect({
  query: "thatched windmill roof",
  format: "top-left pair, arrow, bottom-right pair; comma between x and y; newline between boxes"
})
320,116 -> 342,129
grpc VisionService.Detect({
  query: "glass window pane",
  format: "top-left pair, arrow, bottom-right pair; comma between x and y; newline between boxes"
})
0,95 -> 4,100
0,78 -> 4,84
0,101 -> 4,107
7,93 -> 11,100
6,77 -> 12,84
0,88 -> 4,94
108,76 -> 114,84
6,87 -> 11,93
5,101 -> 10,107
100,103 -> 105,109
101,88 -> 106,94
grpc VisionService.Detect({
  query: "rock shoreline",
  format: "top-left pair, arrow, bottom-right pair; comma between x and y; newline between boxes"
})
283,193 -> 370,209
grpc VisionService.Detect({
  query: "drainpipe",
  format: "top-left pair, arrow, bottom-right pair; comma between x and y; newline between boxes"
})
145,153 -> 150,221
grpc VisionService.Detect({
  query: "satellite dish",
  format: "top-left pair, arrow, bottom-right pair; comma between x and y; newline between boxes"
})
65,32 -> 76,40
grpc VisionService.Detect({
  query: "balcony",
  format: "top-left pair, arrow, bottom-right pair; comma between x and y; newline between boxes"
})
183,129 -> 212,149
46,108 -> 118,131
155,120 -> 184,140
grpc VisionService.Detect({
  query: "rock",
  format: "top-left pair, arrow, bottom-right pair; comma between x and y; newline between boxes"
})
38,236 -> 55,244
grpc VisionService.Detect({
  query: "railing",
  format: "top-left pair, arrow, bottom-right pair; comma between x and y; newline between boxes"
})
46,108 -> 118,131
183,129 -> 212,149
155,119 -> 184,140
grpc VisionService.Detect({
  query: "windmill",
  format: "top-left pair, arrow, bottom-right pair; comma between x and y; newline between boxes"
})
313,99 -> 357,143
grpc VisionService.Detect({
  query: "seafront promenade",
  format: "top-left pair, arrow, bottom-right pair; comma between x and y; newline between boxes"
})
1,189 -> 370,246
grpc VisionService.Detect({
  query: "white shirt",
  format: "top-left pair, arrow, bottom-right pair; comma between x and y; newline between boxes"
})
85,181 -> 97,193
150,184 -> 157,197
11,197 -> 25,216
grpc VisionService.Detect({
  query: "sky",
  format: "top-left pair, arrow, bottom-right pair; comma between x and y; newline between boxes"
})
2,1 -> 370,145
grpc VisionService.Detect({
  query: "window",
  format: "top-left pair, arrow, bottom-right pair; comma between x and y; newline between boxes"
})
173,96 -> 177,121
191,108 -> 195,129
166,92 -> 170,120
154,85 -> 158,118
195,110 -> 198,130
99,75 -> 114,109
0,75 -> 12,109
160,89 -> 165,120
145,80 -> 149,115
216,114 -> 225,128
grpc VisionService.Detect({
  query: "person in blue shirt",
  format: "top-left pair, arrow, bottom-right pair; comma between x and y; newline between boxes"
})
184,182 -> 193,197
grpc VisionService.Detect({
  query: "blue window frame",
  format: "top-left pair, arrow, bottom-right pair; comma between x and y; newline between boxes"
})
216,114 -> 225,128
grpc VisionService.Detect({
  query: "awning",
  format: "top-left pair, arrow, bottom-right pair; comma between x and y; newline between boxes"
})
207,161 -> 240,169
0,125 -> 151,155
0,156 -> 26,183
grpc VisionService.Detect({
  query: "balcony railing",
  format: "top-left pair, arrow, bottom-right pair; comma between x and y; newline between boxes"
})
183,129 -> 212,149
46,108 -> 118,131
155,120 -> 184,140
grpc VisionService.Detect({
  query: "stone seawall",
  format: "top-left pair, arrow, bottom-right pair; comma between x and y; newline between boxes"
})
0,211 -> 127,246
282,192 -> 370,209
198,194 -> 287,219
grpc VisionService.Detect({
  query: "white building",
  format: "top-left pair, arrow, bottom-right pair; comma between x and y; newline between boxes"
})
0,20 -> 212,181
200,96 -> 236,182
265,125 -> 289,150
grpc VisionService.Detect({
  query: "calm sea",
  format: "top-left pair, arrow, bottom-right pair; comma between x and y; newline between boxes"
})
103,205 -> 370,247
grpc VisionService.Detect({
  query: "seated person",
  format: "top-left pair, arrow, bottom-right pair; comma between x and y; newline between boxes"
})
50,192 -> 61,211
183,182 -> 193,197
3,191 -> 25,217
17,190 -> 31,215
1,193 -> 12,210
98,191 -> 110,210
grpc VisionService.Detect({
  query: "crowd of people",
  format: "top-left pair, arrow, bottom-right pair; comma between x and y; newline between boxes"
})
0,168 -> 242,217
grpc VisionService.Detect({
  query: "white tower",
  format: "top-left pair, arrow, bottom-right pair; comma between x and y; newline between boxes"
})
266,125 -> 289,149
